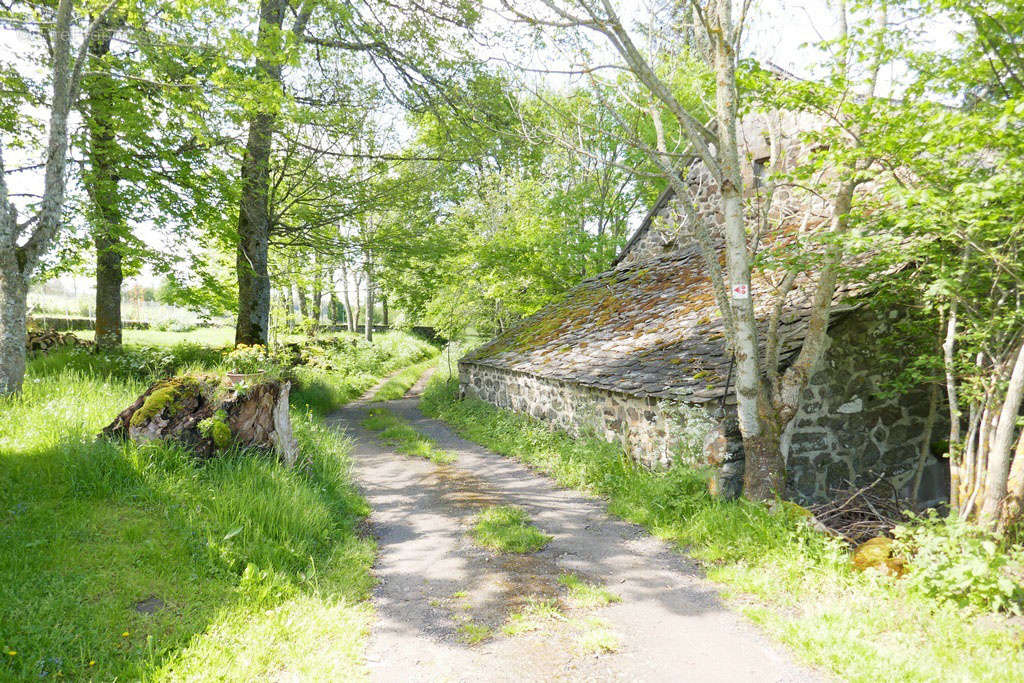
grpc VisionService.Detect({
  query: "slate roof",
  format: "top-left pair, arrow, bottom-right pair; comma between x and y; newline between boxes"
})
461,234 -> 862,405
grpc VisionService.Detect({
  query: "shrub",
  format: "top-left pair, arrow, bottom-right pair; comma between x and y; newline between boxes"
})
893,511 -> 1024,614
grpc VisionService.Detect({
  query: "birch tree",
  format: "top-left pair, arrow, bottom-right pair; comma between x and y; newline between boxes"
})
504,0 -> 893,500
0,0 -> 118,395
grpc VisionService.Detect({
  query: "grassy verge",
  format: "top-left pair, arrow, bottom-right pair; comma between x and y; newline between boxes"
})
371,355 -> 438,401
0,330 -> 434,680
362,407 -> 454,463
421,374 -> 1024,682
470,505 -> 552,553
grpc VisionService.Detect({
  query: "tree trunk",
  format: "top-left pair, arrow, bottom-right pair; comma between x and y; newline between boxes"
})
234,0 -> 285,347
980,339 -> 1024,525
339,262 -> 355,331
0,0 -> 114,395
364,264 -> 374,342
382,294 -> 389,328
84,15 -> 123,349
0,273 -> 28,395
708,0 -> 781,500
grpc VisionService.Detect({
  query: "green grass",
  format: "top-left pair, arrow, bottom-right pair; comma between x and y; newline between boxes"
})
361,407 -> 455,463
575,617 -> 620,654
456,621 -> 492,644
558,573 -> 621,608
421,374 -> 1024,682
0,332 -> 435,680
470,505 -> 553,554
371,355 -> 438,401
72,326 -> 236,348
502,598 -> 564,635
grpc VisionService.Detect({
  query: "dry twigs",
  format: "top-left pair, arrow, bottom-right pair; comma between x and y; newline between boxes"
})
808,478 -> 909,545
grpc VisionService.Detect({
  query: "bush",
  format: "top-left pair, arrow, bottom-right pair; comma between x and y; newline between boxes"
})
893,511 -> 1024,614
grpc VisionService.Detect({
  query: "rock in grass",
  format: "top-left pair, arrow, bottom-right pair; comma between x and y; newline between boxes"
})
852,536 -> 906,576
101,375 -> 299,465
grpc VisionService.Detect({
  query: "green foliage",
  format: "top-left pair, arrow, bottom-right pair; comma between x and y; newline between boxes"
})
470,505 -> 552,554
894,512 -> 1024,614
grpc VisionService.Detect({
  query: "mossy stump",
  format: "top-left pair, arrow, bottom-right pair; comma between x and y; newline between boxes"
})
101,375 -> 299,465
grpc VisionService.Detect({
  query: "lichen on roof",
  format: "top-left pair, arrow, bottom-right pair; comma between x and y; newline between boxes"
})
463,237 -> 851,405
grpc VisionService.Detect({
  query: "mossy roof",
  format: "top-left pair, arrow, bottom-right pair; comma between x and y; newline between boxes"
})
462,237 -> 859,405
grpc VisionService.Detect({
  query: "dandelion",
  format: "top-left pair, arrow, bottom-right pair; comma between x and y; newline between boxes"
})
6,650 -> 15,656
89,661 -> 95,667
121,631 -> 129,638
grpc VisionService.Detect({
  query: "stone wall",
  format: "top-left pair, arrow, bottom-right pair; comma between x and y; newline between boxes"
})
458,362 -> 713,468
781,312 -> 948,506
460,308 -> 948,506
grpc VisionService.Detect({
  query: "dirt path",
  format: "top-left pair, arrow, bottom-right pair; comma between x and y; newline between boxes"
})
328,376 -> 825,682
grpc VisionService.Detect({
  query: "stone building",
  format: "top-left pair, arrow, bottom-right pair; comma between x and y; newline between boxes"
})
458,112 -> 948,505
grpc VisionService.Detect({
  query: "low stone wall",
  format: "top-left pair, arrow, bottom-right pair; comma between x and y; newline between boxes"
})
30,316 -> 151,331
458,362 -> 713,468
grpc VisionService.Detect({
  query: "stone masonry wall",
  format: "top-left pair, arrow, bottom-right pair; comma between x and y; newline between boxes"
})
782,312 -> 949,506
458,362 -> 713,468
460,307 -> 948,506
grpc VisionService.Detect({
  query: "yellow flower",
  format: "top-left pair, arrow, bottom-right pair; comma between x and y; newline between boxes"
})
89,661 -> 95,667
121,631 -> 129,638
6,650 -> 15,656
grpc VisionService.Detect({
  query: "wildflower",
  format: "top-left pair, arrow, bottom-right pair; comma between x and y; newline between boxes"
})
121,631 -> 129,638
89,661 -> 95,667
6,650 -> 15,656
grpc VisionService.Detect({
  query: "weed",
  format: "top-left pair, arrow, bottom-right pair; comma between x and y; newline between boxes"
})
502,598 -> 564,635
471,505 -> 552,554
372,356 -> 439,401
361,407 -> 455,463
575,617 -> 620,654
457,622 -> 491,645
558,573 -> 621,608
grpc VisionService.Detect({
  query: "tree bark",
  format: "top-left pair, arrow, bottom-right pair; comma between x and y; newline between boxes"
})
84,16 -> 124,348
339,262 -> 355,331
980,339 -> 1024,525
382,294 -> 389,328
364,262 -> 374,342
0,275 -> 28,395
0,0 -> 116,394
235,0 -> 285,347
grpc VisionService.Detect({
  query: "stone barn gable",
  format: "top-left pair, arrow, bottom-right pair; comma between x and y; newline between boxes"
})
459,112 -> 947,506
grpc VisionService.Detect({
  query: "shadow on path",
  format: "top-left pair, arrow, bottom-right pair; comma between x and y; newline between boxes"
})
326,373 -> 827,683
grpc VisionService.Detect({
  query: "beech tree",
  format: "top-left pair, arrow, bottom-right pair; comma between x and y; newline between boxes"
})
0,0 -> 118,395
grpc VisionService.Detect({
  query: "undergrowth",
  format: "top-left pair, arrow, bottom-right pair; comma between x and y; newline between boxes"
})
421,373 -> 1024,682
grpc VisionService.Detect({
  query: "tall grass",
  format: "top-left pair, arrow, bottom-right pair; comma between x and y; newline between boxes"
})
0,331 -> 433,680
420,374 -> 1024,682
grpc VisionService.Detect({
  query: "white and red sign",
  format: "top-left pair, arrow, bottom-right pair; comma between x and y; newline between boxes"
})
731,283 -> 750,299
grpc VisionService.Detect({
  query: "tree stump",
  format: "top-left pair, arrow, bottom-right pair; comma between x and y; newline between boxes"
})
101,375 -> 299,465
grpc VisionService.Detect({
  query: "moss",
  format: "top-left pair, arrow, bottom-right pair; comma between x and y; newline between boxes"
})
130,377 -> 201,428
198,409 -> 232,450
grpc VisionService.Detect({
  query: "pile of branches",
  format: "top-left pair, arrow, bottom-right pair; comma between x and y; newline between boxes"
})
807,478 -> 910,545
26,329 -> 89,353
